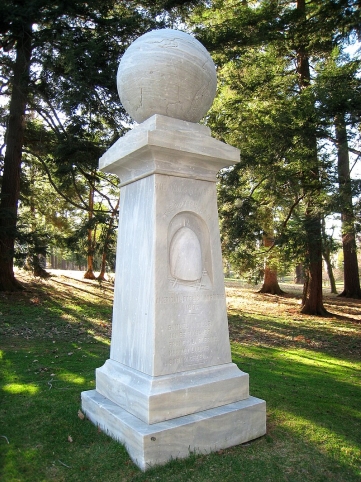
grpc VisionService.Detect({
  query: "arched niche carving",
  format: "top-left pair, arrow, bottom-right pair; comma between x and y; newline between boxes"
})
168,211 -> 212,291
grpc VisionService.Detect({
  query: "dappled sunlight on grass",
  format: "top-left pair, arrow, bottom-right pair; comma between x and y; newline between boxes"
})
299,352 -> 361,373
227,286 -> 361,360
231,342 -> 361,469
56,372 -> 86,385
0,273 -> 360,481
0,270 -> 113,346
2,383 -> 39,395
283,349 -> 360,371
232,345 -> 361,391
278,411 -> 361,473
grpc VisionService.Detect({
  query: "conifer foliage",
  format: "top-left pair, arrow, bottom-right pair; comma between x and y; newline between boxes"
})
192,0 -> 361,314
0,0 -> 202,290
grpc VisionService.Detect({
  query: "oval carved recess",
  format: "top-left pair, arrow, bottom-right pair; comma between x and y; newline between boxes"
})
169,227 -> 202,281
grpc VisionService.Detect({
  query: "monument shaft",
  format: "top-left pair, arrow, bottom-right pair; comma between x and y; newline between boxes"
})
81,28 -> 265,470
111,173 -> 232,375
81,115 -> 266,469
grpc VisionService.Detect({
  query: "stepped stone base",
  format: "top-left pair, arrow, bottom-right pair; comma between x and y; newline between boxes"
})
82,389 -> 266,471
96,360 -> 250,424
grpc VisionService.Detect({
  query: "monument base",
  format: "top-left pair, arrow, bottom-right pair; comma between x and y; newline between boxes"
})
81,389 -> 266,471
96,360 -> 250,424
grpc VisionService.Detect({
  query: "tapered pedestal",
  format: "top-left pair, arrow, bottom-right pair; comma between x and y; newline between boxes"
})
81,116 -> 266,470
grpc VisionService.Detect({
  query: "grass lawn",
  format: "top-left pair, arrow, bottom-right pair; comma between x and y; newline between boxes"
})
1,271 -> 360,481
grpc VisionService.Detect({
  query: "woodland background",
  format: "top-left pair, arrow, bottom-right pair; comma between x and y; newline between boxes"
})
1,0 -> 361,316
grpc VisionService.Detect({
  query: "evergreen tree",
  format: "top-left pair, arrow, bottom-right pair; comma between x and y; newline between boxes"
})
315,52 -> 361,297
0,0 -> 202,290
192,0 -> 360,314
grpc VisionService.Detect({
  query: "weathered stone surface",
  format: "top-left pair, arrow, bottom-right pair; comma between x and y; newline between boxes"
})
96,360 -> 249,424
117,29 -> 217,124
107,170 -> 233,377
169,226 -> 203,281
98,114 -> 239,185
82,390 -> 266,471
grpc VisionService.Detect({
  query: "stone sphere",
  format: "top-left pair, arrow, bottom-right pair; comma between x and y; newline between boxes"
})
117,29 -> 217,124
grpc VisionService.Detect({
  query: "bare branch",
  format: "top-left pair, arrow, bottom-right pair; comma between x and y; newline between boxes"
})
42,96 -> 67,137
30,105 -> 62,136
76,164 -> 119,211
349,154 -> 361,174
249,176 -> 268,197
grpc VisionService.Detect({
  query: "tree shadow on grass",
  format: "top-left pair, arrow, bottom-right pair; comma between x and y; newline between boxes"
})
228,311 -> 361,362
1,341 -> 360,481
0,276 -> 113,344
232,345 -> 361,458
0,341 -> 129,482
50,276 -> 114,301
1,275 -> 360,480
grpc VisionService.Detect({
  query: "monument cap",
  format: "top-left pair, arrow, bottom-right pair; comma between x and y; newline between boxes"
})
117,29 -> 217,124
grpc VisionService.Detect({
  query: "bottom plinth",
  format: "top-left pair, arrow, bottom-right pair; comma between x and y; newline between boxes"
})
81,389 -> 266,471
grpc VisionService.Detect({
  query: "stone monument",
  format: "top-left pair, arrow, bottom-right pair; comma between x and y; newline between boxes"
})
81,29 -> 266,471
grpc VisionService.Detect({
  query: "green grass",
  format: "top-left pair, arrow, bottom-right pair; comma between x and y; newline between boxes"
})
0,272 -> 360,481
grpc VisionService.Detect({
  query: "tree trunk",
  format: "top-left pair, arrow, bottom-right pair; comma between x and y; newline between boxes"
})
97,252 -> 107,281
322,251 -> 337,294
97,197 -> 119,281
297,0 -> 327,315
29,164 -> 51,278
301,210 -> 328,315
300,200 -> 326,314
258,234 -> 284,295
335,115 -> 361,298
84,185 -> 96,280
0,23 -> 32,291
321,218 -> 337,294
294,263 -> 305,284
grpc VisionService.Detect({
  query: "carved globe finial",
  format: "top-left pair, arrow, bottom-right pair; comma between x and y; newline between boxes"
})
117,29 -> 217,124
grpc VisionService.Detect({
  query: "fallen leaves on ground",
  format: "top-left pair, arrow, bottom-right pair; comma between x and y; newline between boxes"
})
226,282 -> 361,358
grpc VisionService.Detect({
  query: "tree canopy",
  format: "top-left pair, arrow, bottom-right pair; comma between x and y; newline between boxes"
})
1,0 -> 360,314
191,0 -> 361,313
0,0 -> 203,290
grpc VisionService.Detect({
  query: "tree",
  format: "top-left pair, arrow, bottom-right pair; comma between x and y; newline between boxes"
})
208,38 -> 306,287
315,53 -> 361,298
258,232 -> 285,295
335,114 -> 361,297
294,0 -> 327,315
23,114 -> 121,279
294,264 -> 305,284
191,0 -> 360,314
84,182 -> 97,280
1,0 -> 201,290
0,0 -> 120,289
321,218 -> 338,294
0,18 -> 32,290
97,196 -> 119,281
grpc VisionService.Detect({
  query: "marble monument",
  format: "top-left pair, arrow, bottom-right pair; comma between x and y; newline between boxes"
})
81,28 -> 266,471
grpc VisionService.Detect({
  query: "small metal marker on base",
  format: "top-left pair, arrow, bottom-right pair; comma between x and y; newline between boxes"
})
81,28 -> 266,471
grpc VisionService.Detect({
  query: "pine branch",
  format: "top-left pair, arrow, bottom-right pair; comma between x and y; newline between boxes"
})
282,194 -> 305,230
30,104 -> 62,136
76,164 -> 119,211
23,149 -> 105,213
249,176 -> 268,197
70,166 -> 88,209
